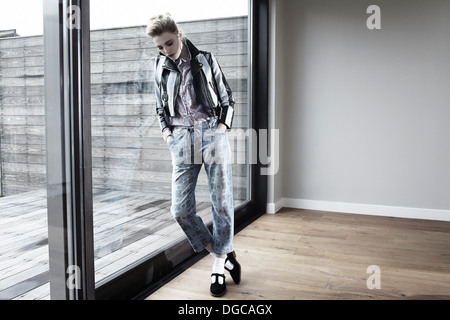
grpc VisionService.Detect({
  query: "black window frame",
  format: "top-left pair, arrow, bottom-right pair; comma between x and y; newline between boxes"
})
43,0 -> 269,300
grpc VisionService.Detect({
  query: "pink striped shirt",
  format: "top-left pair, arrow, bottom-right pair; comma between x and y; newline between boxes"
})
162,51 -> 209,140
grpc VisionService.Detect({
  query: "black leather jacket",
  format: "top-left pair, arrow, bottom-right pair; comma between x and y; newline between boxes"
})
154,39 -> 235,133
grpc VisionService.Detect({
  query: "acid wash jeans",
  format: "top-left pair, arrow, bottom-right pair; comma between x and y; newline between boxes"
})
169,118 -> 234,255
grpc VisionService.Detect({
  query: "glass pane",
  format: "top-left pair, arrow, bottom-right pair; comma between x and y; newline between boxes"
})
90,0 -> 251,284
0,1 -> 48,300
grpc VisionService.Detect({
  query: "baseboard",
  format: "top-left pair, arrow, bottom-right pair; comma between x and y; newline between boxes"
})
269,198 -> 450,222
266,198 -> 285,215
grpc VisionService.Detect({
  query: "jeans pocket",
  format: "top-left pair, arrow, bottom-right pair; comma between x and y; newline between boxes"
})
168,136 -> 180,152
168,130 -> 181,151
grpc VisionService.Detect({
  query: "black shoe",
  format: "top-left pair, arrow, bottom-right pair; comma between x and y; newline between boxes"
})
225,251 -> 241,285
210,273 -> 226,297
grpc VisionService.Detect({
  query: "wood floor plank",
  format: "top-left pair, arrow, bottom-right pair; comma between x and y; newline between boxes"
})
147,209 -> 450,300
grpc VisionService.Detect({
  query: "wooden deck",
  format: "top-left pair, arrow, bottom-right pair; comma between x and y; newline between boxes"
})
0,15 -> 250,300
0,189 -> 212,300
0,16 -> 250,300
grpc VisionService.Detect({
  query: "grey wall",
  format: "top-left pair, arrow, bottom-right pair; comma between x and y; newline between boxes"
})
282,0 -> 450,212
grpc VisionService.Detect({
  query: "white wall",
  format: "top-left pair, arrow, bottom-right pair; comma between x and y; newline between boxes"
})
270,0 -> 450,220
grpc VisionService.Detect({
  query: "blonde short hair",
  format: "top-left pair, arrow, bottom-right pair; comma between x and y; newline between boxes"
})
146,13 -> 179,38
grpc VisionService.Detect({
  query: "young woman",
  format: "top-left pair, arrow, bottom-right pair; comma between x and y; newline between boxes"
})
147,13 -> 241,297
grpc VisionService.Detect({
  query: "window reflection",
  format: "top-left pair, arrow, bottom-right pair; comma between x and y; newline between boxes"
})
0,0 -> 251,299
0,0 -> 48,300
90,1 -> 250,284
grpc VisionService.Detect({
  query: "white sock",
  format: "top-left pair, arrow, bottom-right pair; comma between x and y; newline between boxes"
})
212,257 -> 226,275
211,252 -> 234,271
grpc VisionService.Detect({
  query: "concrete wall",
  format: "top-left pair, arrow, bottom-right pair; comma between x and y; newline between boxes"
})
0,17 -> 249,200
270,0 -> 450,220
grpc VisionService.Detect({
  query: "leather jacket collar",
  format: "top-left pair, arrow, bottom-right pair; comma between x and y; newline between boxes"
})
160,39 -> 201,73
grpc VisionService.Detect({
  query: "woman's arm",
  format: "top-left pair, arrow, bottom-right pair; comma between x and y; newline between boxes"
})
208,53 -> 236,130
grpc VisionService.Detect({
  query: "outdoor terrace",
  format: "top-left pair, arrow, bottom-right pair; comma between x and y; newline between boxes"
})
0,188 -> 212,300
0,16 -> 249,300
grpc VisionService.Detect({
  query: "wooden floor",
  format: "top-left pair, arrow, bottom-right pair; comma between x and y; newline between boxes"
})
147,208 -> 450,300
0,189 -> 211,300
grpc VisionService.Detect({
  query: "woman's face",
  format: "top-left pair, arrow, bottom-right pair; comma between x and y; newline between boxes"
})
152,31 -> 183,61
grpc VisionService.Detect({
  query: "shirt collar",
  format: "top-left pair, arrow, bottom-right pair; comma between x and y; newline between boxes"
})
177,47 -> 192,66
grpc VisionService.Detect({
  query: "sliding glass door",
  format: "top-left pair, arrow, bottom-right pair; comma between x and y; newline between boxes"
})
0,0 -> 49,300
89,0 -> 252,289
0,0 -> 267,300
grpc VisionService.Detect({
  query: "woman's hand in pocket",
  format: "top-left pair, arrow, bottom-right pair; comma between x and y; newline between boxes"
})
215,123 -> 227,134
166,135 -> 175,146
